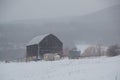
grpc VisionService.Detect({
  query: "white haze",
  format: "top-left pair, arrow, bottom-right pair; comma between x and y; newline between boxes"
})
0,0 -> 120,23
0,0 -> 120,61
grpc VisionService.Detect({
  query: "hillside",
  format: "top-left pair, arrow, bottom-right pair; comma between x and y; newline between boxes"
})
0,56 -> 120,80
0,4 -> 120,61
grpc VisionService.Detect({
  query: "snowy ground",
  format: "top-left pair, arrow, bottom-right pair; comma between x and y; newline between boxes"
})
0,56 -> 120,80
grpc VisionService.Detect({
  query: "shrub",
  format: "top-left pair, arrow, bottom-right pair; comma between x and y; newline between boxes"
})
106,44 -> 120,57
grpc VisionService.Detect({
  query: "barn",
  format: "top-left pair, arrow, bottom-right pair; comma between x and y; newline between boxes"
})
26,34 -> 63,61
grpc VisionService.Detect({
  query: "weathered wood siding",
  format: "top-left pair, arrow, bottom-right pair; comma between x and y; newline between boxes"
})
39,34 -> 63,57
26,34 -> 63,60
26,44 -> 38,58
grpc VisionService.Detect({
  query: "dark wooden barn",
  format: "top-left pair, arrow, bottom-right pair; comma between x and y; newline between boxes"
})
26,34 -> 63,61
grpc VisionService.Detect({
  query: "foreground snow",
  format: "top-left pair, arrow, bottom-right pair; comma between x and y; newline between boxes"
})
0,56 -> 120,80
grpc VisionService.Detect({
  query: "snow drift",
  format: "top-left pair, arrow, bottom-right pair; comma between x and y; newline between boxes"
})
0,56 -> 120,80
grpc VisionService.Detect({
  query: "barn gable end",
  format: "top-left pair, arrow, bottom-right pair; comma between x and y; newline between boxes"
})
26,34 -> 63,61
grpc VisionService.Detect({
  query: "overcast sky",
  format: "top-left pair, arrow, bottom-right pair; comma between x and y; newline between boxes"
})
0,0 -> 120,23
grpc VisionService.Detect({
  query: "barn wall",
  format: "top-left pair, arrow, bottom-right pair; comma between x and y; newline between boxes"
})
26,44 -> 38,58
26,34 -> 63,60
39,34 -> 63,57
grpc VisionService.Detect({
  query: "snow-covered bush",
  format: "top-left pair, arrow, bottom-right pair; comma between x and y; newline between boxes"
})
43,53 -> 61,61
54,54 -> 60,60
26,56 -> 37,61
43,54 -> 54,61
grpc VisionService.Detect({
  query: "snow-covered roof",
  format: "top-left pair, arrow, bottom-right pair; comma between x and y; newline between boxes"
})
27,33 -> 50,46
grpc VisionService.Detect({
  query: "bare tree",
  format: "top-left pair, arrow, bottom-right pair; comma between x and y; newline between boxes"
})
106,44 -> 120,57
81,44 -> 106,57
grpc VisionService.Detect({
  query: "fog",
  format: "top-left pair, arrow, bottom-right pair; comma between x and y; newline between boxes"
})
0,0 -> 120,22
0,0 -> 120,61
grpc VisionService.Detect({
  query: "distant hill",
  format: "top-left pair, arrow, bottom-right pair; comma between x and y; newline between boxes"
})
0,4 -> 120,61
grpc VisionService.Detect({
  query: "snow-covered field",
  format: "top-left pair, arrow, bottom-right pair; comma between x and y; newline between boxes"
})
0,56 -> 120,80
